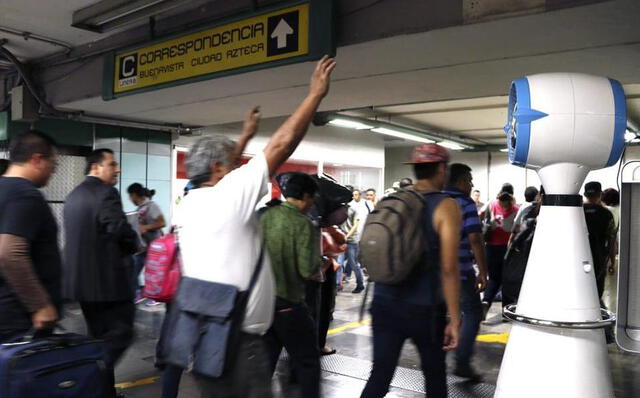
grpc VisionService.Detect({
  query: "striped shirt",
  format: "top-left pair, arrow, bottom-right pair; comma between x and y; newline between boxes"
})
443,187 -> 482,275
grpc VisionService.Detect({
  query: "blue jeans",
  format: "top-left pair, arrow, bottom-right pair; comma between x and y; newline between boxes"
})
361,299 -> 447,398
156,303 -> 183,398
131,252 -> 147,295
456,270 -> 483,367
336,243 -> 364,289
336,253 -> 346,285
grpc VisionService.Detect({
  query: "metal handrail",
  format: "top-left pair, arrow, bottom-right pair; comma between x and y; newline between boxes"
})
503,304 -> 616,330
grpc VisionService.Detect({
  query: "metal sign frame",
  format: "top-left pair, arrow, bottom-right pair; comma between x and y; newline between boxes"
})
102,0 -> 334,100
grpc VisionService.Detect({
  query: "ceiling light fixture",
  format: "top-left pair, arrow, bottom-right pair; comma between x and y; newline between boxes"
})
438,141 -> 465,151
500,148 -> 509,152
327,118 -> 374,130
371,127 -> 435,144
72,0 -> 194,33
317,113 -> 473,149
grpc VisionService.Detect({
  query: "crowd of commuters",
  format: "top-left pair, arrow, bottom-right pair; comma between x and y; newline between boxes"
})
0,54 -> 622,398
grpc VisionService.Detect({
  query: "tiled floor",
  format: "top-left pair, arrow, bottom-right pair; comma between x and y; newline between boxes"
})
59,279 -> 640,397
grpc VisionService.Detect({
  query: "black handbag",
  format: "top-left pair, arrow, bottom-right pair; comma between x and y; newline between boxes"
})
162,246 -> 264,378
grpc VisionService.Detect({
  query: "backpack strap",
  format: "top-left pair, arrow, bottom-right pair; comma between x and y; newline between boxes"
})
247,241 -> 265,293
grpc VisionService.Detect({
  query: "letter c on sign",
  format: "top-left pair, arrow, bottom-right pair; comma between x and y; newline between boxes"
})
122,55 -> 136,77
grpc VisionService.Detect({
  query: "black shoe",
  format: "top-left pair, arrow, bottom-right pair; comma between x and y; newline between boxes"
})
454,365 -> 483,382
352,286 -> 364,294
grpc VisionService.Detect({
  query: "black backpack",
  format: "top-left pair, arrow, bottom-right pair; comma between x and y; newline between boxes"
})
359,190 -> 429,284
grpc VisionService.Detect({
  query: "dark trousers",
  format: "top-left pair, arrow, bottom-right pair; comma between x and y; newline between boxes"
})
195,332 -> 272,398
483,245 -> 508,304
264,300 -> 321,398
80,300 -> 135,395
456,271 -> 483,367
156,302 -> 183,398
319,266 -> 337,349
306,281 -> 321,334
361,300 -> 447,398
130,252 -> 147,295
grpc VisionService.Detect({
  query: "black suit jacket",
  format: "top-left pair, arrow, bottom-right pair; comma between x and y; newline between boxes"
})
63,177 -> 138,301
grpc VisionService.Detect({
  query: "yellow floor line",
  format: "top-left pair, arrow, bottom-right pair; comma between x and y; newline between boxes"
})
116,376 -> 159,390
327,318 -> 372,336
476,332 -> 509,345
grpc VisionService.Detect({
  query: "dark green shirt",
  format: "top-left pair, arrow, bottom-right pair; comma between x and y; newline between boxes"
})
260,202 -> 321,303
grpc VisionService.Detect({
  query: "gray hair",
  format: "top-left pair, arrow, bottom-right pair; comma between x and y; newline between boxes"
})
185,135 -> 236,184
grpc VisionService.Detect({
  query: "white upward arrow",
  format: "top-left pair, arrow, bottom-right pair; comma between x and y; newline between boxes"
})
271,18 -> 294,49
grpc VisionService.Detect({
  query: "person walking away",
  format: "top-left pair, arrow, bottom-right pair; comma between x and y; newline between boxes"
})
601,188 -> 620,312
261,173 -> 322,398
443,163 -> 488,381
127,183 -> 166,305
399,177 -> 413,189
509,186 -> 539,245
0,130 -> 60,342
175,55 -> 336,398
63,148 -> 139,398
158,108 -> 263,398
361,143 -> 461,398
582,182 -> 616,305
481,190 -> 519,323
319,224 -> 346,355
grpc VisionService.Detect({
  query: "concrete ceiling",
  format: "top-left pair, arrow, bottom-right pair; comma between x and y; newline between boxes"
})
55,0 -> 640,140
5,0 -> 640,149
0,0 -> 104,59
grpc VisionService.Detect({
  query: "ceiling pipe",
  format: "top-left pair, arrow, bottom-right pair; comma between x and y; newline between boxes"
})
0,44 -> 196,134
0,26 -> 73,53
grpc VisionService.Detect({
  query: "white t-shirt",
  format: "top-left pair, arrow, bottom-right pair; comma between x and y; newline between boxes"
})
350,199 -> 371,237
178,152 -> 275,335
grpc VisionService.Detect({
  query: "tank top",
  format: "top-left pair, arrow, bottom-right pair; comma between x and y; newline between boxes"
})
373,192 -> 446,307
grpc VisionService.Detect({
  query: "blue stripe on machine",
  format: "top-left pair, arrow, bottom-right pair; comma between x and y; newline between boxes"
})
606,78 -> 627,167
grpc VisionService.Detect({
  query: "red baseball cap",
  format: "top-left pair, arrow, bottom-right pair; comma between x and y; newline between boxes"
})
404,143 -> 450,164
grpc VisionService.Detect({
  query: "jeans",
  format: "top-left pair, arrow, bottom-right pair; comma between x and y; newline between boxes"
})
156,303 -> 183,398
195,333 -> 273,398
456,270 -> 483,367
336,243 -> 364,289
130,252 -> 147,295
361,299 -> 447,398
336,253 -> 346,285
264,299 -> 320,398
483,245 -> 508,304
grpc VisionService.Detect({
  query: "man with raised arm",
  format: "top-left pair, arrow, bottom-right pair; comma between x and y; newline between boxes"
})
177,56 -> 336,397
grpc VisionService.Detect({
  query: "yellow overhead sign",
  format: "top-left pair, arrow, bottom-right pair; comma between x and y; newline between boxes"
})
111,4 -> 310,95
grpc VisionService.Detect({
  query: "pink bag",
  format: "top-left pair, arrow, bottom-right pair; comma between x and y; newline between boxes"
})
143,233 -> 181,302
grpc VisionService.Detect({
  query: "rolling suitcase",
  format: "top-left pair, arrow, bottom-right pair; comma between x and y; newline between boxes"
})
0,332 -> 108,398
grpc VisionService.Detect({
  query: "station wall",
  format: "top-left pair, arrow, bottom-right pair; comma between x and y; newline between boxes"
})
0,113 -> 173,234
386,145 -> 640,204
173,117 -> 386,211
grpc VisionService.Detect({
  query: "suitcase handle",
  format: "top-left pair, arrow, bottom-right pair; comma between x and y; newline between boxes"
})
2,324 -> 67,346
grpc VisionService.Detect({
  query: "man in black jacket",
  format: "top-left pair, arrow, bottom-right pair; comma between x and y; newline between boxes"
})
63,148 -> 138,398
